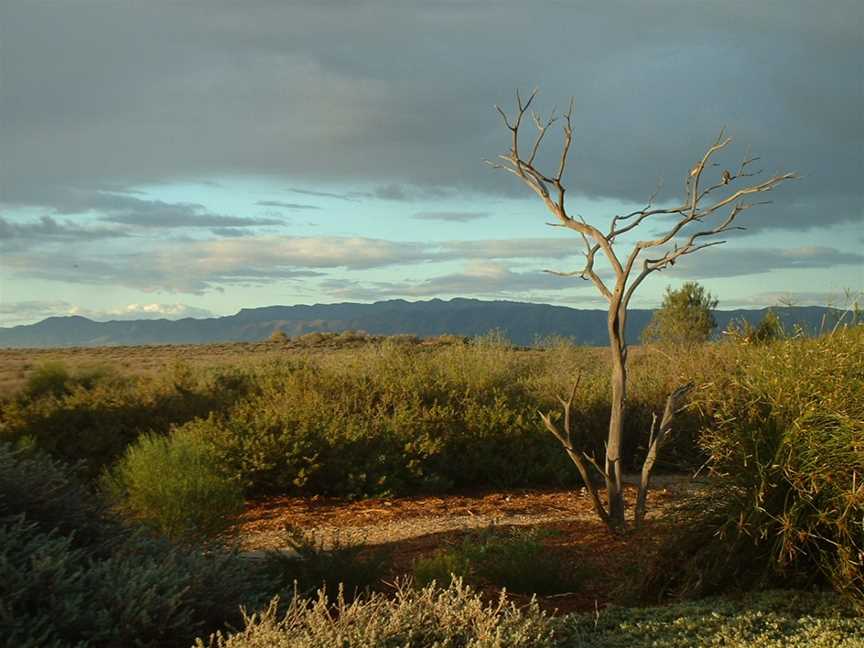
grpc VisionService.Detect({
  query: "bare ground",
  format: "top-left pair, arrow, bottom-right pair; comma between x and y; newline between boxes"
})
233,476 -> 704,614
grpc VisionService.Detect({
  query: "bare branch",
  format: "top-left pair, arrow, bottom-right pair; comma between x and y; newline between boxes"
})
539,376 -> 611,525
490,91 -> 625,279
635,383 -> 694,526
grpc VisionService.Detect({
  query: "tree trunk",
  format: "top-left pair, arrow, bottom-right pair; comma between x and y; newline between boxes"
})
606,308 -> 627,532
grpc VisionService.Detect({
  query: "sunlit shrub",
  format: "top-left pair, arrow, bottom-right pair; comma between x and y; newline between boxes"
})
196,582 -> 863,648
23,361 -> 73,399
197,579 -> 561,648
104,426 -> 244,542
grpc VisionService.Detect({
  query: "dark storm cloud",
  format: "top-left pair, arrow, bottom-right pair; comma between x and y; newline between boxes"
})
0,215 -> 126,250
289,188 -> 360,202
211,227 -> 254,237
2,1 -> 859,234
2,189 -> 284,230
318,262 -> 583,301
101,211 -> 284,228
669,246 -> 863,279
256,201 -> 321,210
370,184 -> 409,201
414,211 -> 489,222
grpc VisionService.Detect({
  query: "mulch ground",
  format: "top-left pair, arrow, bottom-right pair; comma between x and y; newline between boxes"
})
234,481 -> 692,614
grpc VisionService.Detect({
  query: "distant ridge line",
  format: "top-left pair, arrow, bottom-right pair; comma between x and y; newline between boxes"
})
0,298 -> 843,349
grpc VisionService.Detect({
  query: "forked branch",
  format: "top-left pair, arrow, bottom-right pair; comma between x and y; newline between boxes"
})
634,382 -> 695,527
540,377 -> 611,525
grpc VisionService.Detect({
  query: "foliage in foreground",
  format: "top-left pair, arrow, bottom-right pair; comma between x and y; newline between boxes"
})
413,526 -> 583,595
0,443 -> 272,648
198,580 -> 864,648
642,327 -> 864,608
0,518 -> 267,648
564,589 -> 864,648
198,579 -> 561,648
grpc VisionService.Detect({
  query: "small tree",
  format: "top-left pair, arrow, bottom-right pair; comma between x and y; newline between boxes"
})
725,309 -> 785,345
642,282 -> 718,345
269,328 -> 289,343
489,90 -> 796,533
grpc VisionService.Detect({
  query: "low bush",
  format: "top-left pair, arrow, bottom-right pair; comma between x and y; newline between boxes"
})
0,518 -> 265,648
103,426 -> 245,542
23,361 -> 73,399
194,357 -> 579,497
413,526 -> 583,595
563,589 -> 864,647
196,583 -> 863,648
197,579 -> 562,648
22,361 -> 117,401
259,525 -> 390,599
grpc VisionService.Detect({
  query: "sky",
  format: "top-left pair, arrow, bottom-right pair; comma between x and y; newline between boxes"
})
1,0 -> 862,326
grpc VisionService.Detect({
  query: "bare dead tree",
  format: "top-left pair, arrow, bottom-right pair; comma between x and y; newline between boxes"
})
490,90 -> 796,533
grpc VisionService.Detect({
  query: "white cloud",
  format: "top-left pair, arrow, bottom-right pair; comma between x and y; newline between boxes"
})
77,303 -> 215,321
0,301 -> 214,326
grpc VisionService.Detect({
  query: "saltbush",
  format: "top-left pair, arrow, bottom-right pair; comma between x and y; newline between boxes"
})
104,426 -> 245,542
0,516 -> 275,648
413,526 -> 583,595
197,579 -> 562,648
196,582 -> 864,648
563,589 -> 864,647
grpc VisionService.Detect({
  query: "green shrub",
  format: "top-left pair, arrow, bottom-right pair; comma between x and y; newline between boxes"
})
641,328 -> 864,608
641,281 -> 718,345
725,309 -> 786,344
413,526 -> 582,595
259,525 -> 390,600
269,329 -> 289,343
104,426 -> 245,542
0,366 -> 252,479
196,362 -> 578,498
23,361 -> 73,399
21,362 -> 117,402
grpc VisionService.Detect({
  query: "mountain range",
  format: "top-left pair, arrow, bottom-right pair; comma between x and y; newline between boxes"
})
0,298 -> 844,348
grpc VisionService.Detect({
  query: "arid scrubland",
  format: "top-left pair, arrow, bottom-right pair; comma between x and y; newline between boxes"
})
1,328 -> 862,646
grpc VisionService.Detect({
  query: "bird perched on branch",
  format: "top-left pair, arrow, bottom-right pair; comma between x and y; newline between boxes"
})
689,162 -> 703,178
721,169 -> 732,185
